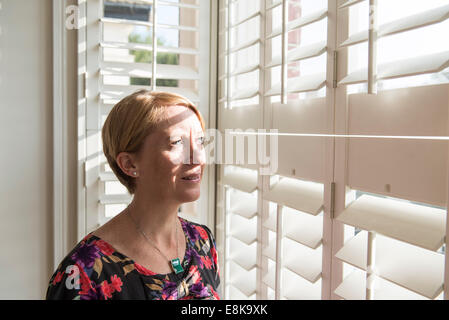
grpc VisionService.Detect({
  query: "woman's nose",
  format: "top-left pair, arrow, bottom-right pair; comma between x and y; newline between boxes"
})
189,135 -> 205,165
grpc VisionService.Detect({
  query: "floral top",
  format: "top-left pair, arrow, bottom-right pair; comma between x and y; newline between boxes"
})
46,217 -> 220,300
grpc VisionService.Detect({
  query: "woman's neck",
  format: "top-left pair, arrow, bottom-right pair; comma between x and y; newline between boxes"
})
126,194 -> 181,246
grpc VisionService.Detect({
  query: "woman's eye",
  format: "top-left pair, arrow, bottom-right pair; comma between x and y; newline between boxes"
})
171,137 -> 205,147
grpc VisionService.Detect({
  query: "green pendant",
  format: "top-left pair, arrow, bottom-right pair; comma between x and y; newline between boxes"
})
171,258 -> 184,275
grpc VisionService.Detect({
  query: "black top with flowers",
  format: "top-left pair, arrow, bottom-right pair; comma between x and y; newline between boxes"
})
46,217 -> 221,300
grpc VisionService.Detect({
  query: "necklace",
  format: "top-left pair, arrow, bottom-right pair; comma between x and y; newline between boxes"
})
127,209 -> 184,275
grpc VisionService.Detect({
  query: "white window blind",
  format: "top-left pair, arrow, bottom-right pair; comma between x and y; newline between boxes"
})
334,0 -> 449,300
217,0 -> 449,301
220,166 -> 259,299
340,0 -> 449,93
80,0 -> 211,236
217,0 -> 332,300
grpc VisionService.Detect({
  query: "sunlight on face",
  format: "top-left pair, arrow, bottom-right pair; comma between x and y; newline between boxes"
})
135,105 -> 206,204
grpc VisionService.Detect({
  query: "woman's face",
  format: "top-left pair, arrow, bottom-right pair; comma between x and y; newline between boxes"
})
134,105 -> 206,204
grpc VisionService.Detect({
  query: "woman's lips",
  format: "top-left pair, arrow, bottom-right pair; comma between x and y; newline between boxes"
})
181,174 -> 201,182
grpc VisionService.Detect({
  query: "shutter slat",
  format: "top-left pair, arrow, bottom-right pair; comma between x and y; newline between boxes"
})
99,171 -> 117,182
339,51 -> 449,85
99,194 -> 132,205
229,193 -> 257,219
228,261 -> 257,297
337,194 -> 446,251
340,4 -> 449,47
380,51 -> 449,81
100,84 -> 199,104
230,38 -> 260,54
231,11 -> 260,28
223,168 -> 258,193
229,285 -> 257,300
283,238 -> 322,283
106,0 -> 153,5
229,214 -> 257,245
159,0 -> 200,9
159,45 -> 198,55
335,269 -> 428,300
229,237 -> 257,271
263,177 -> 324,215
284,207 -> 323,249
338,69 -> 366,86
267,9 -> 328,39
282,268 -> 321,300
100,61 -> 199,80
219,10 -> 261,37
335,231 -> 444,299
101,17 -> 152,28
266,41 -> 327,68
265,73 -> 326,96
232,87 -> 259,101
101,42 -> 199,55
231,63 -> 260,77
101,17 -> 199,32
339,31 -> 368,48
158,23 -> 198,32
339,0 -> 366,9
288,74 -> 326,94
266,0 -> 282,11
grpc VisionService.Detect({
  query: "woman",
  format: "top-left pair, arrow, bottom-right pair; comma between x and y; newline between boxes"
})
46,90 -> 220,300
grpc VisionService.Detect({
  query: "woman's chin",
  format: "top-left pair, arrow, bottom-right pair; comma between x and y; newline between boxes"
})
177,190 -> 201,203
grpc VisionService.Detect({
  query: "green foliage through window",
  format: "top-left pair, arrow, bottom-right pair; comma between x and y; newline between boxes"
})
128,33 -> 179,87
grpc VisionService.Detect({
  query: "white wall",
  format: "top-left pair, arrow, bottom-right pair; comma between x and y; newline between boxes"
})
0,0 -> 53,299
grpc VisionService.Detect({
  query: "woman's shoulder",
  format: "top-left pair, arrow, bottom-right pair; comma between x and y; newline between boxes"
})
180,217 -> 215,240
180,217 -> 218,266
179,217 -> 221,298
57,233 -> 124,271
46,234 -> 130,300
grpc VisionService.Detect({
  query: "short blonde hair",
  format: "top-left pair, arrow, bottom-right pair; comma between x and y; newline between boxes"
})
102,90 -> 205,194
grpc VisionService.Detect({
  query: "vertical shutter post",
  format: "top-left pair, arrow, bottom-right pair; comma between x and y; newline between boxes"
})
226,0 -> 232,109
152,0 -> 158,91
366,231 -> 377,299
281,0 -> 289,104
368,0 -> 378,94
274,204 -> 284,299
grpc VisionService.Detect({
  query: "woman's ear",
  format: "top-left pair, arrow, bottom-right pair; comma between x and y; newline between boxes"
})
116,152 -> 139,178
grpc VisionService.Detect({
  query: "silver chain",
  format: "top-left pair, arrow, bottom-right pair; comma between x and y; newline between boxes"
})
126,208 -> 179,264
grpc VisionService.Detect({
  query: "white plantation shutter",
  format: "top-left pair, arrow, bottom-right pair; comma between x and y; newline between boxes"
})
217,0 -> 449,301
337,195 -> 446,251
216,0 -> 263,299
219,166 -> 259,299
261,178 -> 325,300
335,230 -> 445,299
339,0 -> 449,92
80,0 -> 211,235
334,194 -> 447,300
264,3 -> 331,300
333,0 -> 449,300
217,0 -> 333,300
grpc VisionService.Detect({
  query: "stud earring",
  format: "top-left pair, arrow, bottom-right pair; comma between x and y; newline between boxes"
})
133,172 -> 137,176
